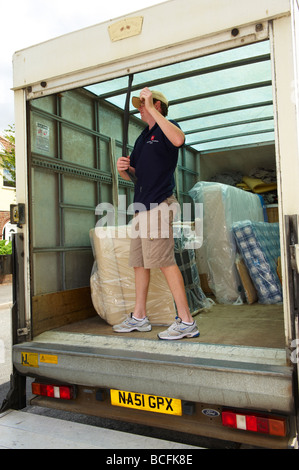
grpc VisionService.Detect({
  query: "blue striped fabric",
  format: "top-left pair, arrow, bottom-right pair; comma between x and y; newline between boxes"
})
232,220 -> 282,304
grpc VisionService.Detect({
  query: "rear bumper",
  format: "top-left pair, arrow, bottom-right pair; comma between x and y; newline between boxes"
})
13,331 -> 294,414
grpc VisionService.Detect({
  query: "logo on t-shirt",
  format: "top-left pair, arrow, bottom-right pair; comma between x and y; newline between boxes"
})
147,135 -> 159,144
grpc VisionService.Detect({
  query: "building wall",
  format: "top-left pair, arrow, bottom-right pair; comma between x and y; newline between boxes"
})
0,138 -> 16,240
0,173 -> 16,209
0,211 -> 10,240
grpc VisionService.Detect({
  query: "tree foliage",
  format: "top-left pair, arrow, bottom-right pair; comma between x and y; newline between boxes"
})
0,240 -> 12,255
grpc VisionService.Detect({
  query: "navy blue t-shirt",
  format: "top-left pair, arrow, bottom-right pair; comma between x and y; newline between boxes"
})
130,120 -> 183,211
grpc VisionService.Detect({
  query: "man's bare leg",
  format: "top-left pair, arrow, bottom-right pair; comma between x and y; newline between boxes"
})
133,267 -> 150,319
160,264 -> 193,323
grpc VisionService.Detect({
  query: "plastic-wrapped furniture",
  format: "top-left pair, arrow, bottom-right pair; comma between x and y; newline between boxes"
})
90,226 -> 176,326
174,237 -> 212,314
189,182 -> 264,303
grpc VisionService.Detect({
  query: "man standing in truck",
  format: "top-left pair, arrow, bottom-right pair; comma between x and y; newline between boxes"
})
115,87 -> 199,340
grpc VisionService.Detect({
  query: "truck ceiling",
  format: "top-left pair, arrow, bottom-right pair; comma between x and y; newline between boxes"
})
85,40 -> 274,154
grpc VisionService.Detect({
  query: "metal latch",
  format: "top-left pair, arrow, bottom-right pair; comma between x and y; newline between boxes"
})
17,327 -> 30,337
290,244 -> 299,274
10,203 -> 25,228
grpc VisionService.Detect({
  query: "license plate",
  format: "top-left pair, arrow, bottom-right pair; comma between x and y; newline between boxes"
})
110,389 -> 182,416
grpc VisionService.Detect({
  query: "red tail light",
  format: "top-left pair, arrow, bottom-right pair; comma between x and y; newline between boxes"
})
32,382 -> 74,400
222,410 -> 286,437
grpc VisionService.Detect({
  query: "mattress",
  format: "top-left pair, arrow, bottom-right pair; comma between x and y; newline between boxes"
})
189,182 -> 264,303
232,220 -> 282,304
90,226 -> 176,326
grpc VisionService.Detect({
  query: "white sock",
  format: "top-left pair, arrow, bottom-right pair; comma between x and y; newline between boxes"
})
133,315 -> 145,321
182,320 -> 194,325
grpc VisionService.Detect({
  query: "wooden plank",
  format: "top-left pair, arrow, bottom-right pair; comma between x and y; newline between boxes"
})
0,255 -> 12,275
32,287 -> 96,337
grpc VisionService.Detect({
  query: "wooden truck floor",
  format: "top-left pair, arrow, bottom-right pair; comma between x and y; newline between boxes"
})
55,302 -> 285,349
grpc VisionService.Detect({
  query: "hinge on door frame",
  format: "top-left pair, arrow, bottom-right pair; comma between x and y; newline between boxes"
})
290,244 -> 299,274
286,215 -> 299,319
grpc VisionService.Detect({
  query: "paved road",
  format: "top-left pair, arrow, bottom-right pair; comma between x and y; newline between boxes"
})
0,283 -> 12,305
0,284 -> 12,393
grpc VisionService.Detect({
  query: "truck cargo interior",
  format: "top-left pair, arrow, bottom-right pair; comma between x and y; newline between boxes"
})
29,38 -> 285,351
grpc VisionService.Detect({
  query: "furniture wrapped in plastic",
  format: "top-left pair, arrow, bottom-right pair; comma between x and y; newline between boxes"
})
189,182 -> 264,303
89,225 -> 177,326
232,220 -> 282,304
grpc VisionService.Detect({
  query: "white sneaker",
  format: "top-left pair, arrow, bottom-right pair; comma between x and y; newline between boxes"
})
158,317 -> 200,340
113,313 -> 152,333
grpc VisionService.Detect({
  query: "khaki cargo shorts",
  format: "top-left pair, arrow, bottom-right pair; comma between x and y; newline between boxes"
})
129,195 -> 179,269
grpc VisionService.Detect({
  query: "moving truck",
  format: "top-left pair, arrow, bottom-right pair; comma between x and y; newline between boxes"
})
1,0 -> 299,449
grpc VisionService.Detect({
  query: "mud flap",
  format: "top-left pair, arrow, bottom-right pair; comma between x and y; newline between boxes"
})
0,368 -> 26,413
